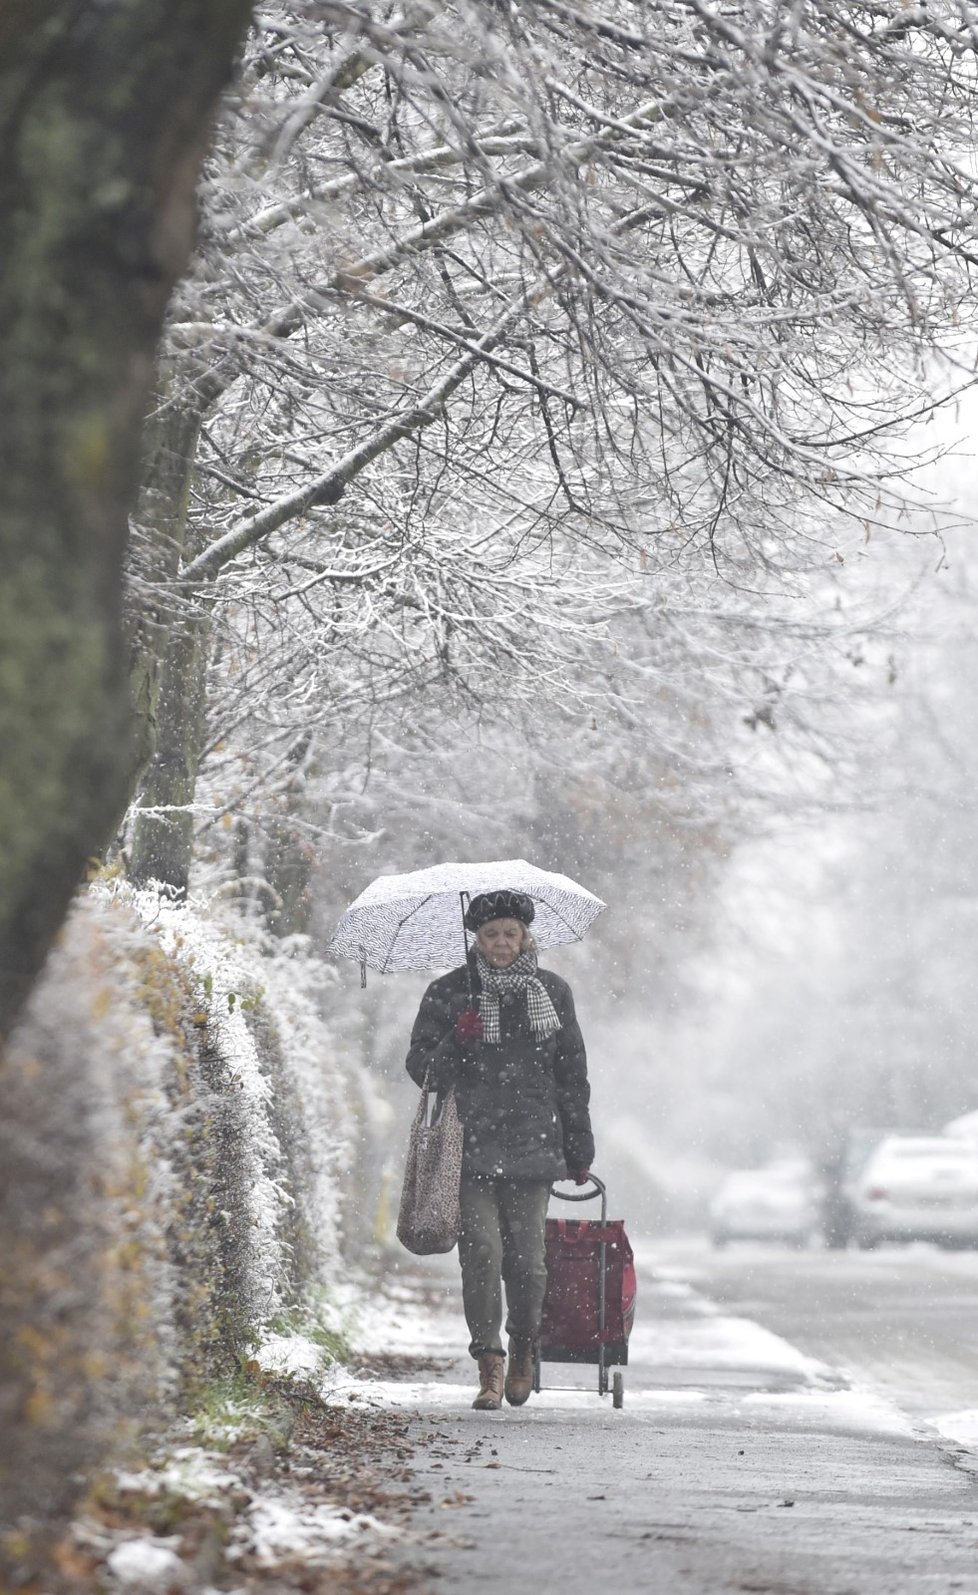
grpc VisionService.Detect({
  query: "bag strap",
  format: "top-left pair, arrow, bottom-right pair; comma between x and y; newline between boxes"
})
419,1066 -> 448,1128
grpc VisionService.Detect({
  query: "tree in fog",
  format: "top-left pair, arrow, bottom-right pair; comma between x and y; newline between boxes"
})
802,534 -> 978,1137
125,0 -> 978,910
656,491 -> 978,1174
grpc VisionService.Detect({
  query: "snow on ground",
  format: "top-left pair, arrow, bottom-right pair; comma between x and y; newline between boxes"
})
106,1538 -> 190,1592
107,1433 -> 405,1579
114,1449 -> 243,1506
928,1409 -> 978,1449
253,1331 -> 327,1380
229,1491 -> 398,1568
627,1305 -> 831,1384
103,1469 -> 402,1586
311,1253 -> 917,1443
333,1259 -> 455,1347
738,1386 -> 915,1436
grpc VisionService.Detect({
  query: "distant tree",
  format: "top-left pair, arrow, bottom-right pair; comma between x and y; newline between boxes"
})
124,0 -> 978,902
0,1 -> 253,1045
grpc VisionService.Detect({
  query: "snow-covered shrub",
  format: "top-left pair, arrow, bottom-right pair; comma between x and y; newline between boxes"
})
0,879 -> 373,1579
101,879 -> 372,1348
0,891 -> 183,1574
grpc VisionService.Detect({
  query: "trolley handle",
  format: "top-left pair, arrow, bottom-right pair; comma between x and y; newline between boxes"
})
550,1172 -> 607,1222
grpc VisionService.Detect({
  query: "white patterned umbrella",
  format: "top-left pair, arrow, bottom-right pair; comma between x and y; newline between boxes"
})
328,858 -> 606,979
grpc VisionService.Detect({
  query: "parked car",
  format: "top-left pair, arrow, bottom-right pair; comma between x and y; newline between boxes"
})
708,1166 -> 821,1249
820,1126 -> 897,1249
850,1135 -> 978,1249
943,1109 -> 978,1143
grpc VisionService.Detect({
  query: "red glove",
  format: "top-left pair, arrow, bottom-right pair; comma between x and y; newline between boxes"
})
570,1168 -> 591,1186
455,1007 -> 483,1043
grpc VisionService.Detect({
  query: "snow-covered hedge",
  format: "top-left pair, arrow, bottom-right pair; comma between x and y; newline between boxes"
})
0,879 -> 382,1577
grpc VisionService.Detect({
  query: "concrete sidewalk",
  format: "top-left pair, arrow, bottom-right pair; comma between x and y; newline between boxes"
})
338,1259 -> 978,1595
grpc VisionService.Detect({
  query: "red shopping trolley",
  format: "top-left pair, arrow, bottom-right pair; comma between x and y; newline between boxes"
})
534,1173 -> 636,1408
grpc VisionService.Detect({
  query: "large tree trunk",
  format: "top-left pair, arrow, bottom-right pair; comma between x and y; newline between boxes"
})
0,0 -> 253,1047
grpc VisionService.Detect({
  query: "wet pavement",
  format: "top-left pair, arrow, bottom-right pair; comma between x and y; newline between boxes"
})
345,1245 -> 978,1594
669,1238 -> 978,1432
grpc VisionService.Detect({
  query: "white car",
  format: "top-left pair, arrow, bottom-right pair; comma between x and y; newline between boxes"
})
709,1167 -> 820,1249
851,1136 -> 978,1248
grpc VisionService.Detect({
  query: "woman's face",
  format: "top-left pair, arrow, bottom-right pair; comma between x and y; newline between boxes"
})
476,917 -> 525,968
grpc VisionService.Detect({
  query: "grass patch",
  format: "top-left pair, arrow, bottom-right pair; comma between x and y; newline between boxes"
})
261,1303 -> 353,1366
189,1370 -> 286,1451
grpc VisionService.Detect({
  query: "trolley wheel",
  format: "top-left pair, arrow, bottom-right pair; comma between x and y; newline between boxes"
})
612,1370 -> 624,1409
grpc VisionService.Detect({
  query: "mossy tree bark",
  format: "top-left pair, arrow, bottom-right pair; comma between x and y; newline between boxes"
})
127,601 -> 213,893
127,392 -> 207,785
0,0 -> 253,1047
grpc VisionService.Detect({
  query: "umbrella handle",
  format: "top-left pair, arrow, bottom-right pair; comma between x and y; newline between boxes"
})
459,890 -> 475,1004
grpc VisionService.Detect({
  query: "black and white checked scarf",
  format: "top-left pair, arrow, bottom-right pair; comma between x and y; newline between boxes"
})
475,948 -> 561,1045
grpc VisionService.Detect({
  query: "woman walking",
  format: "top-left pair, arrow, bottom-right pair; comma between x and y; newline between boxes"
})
405,888 -> 594,1410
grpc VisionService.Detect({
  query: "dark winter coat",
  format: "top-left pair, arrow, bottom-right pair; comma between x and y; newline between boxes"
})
405,956 -> 595,1181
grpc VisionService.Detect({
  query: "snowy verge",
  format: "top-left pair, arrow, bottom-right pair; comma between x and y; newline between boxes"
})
99,1443 -> 403,1587
230,1489 -> 399,1569
925,1409 -> 978,1457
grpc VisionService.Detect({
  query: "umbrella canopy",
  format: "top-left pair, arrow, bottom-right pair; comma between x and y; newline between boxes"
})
328,858 -> 606,976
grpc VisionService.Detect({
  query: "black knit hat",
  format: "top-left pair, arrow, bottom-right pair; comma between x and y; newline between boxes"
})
464,889 -> 536,932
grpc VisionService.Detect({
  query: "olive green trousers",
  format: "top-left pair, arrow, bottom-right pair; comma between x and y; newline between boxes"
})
458,1175 -> 551,1359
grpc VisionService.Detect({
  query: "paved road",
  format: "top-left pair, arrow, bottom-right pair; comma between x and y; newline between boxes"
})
361,1242 -> 978,1594
659,1237 -> 978,1424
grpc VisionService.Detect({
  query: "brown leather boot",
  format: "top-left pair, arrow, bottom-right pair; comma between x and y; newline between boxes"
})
504,1338 -> 535,1406
472,1351 -> 505,1410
